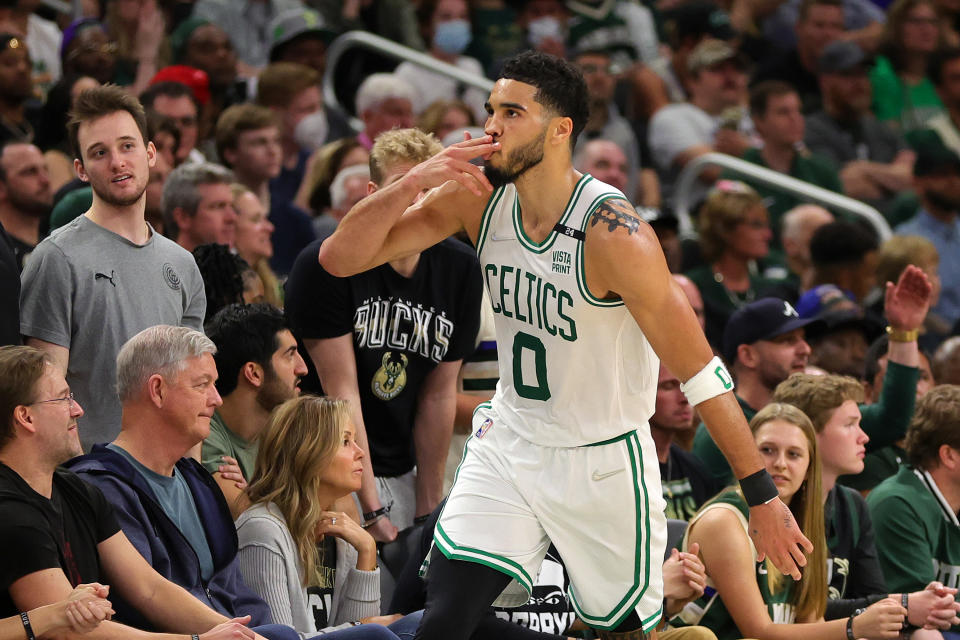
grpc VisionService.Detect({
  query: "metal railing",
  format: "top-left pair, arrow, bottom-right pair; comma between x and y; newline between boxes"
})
322,30 -> 494,129
673,152 -> 892,242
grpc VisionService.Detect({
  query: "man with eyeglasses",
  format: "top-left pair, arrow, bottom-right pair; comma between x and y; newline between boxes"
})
0,344 -> 277,640
141,81 -> 206,166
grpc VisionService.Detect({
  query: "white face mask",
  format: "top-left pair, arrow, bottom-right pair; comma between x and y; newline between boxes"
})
527,16 -> 564,47
294,110 -> 329,152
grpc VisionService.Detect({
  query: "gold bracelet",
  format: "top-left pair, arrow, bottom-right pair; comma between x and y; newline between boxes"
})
886,326 -> 919,343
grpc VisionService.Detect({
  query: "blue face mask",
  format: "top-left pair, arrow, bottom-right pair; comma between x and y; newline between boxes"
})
433,19 -> 472,55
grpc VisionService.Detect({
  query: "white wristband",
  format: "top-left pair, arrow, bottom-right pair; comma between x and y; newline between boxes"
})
680,356 -> 735,406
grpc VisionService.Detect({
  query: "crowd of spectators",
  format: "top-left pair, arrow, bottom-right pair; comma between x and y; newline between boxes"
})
3,0 -> 960,639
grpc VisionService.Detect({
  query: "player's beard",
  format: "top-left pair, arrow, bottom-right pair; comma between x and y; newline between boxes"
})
485,127 -> 547,189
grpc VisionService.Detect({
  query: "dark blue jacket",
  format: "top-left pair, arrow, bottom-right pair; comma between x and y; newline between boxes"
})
66,445 -> 272,630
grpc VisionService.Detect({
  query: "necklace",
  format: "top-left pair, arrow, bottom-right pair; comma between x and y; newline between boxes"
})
712,260 -> 759,308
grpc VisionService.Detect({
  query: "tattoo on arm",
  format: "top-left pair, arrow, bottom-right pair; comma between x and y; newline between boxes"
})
589,198 -> 641,235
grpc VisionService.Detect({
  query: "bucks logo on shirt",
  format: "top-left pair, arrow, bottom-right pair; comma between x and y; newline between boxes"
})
372,352 -> 408,400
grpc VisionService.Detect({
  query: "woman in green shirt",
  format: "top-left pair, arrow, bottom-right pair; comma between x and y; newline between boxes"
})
871,0 -> 947,133
674,403 -> 906,640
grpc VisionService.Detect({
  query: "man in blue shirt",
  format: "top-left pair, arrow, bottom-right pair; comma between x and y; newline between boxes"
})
895,141 -> 960,333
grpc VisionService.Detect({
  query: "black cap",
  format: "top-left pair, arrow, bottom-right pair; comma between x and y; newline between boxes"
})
796,284 -> 880,340
722,298 -> 820,363
818,40 -> 872,74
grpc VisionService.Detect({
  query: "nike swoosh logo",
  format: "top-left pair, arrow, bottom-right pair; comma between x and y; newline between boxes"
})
489,231 -> 516,242
591,468 -> 624,481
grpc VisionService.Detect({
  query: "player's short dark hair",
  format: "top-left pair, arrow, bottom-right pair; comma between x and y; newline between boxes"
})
809,220 -> 879,268
749,80 -> 797,119
67,84 -> 149,162
205,303 -> 289,397
928,47 -> 960,87
906,385 -> 960,469
499,51 -> 590,150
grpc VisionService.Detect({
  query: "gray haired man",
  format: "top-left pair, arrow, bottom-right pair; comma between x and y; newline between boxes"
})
66,325 -> 297,640
162,162 -> 237,252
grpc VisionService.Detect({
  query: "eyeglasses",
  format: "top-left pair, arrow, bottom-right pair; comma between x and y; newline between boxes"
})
29,392 -> 77,407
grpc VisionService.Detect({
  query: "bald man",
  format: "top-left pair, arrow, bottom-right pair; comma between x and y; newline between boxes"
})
781,204 -> 833,289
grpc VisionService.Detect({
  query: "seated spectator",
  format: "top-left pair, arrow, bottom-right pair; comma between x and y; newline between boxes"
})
202,303 -> 308,517
761,0 -> 884,63
571,48 -> 645,204
801,265 -> 931,451
237,395 -> 421,639
868,235 -> 946,344
36,74 -> 100,191
59,20 -> 117,87
780,204 -> 834,293
675,402 -> 907,640
66,326 -> 299,640
740,82 -> 842,244
316,165 -> 370,238
0,0 -> 62,92
653,364 -> 721,521
805,41 -> 916,210
216,103 -> 316,276
692,297 -> 816,487
895,140 -> 960,331
170,19 -> 244,127
103,0 -> 170,91
841,334 -> 935,493
932,336 -> 960,384
684,181 -> 778,349
773,373 -> 957,626
868,384 -> 960,625
1,583 -> 112,640
296,137 -> 368,214
267,8 -> 339,77
0,34 -> 41,147
674,274 -> 706,332
0,344 -> 273,640
573,138 -> 630,200
649,39 -> 753,206
231,184 -> 282,308
806,219 -> 879,306
141,79 -> 206,165
0,142 -> 52,272
163,162 -> 237,252
417,99 -> 477,143
651,1 -> 737,104
285,128 -> 482,542
192,244 -> 264,320
924,48 -> 960,156
752,0 -> 844,114
640,207 -> 682,273
870,0 -> 946,133
192,0 -> 305,71
395,0 -> 488,123
257,62 -> 350,208
353,74 -> 416,151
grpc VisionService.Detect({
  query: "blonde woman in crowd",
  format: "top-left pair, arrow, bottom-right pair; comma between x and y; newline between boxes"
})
236,396 -> 422,639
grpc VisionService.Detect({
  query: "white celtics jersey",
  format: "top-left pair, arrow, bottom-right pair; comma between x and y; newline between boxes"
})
475,174 -> 660,447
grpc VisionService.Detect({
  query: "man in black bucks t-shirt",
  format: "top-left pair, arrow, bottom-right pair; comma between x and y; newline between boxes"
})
0,345 -> 266,640
286,128 -> 483,542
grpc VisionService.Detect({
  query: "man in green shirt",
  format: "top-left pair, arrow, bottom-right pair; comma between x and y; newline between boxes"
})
203,303 -> 308,517
869,385 -> 960,626
738,81 -> 843,246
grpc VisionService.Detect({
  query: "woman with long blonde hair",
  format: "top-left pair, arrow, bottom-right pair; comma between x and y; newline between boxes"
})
236,396 -> 420,639
671,403 -> 906,640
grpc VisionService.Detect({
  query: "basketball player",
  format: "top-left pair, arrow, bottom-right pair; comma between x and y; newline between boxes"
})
319,52 -> 811,640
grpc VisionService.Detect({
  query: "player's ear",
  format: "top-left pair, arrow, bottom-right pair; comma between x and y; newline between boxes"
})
551,116 -> 573,147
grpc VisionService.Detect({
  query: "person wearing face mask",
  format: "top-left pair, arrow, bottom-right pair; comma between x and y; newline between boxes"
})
257,62 -> 354,210
394,0 -> 489,124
